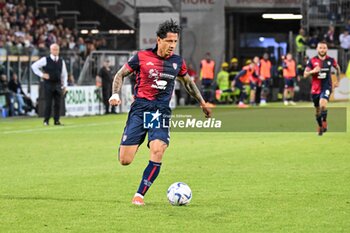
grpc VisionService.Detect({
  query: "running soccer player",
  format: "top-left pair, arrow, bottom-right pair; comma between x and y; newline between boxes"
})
303,41 -> 341,136
108,19 -> 211,205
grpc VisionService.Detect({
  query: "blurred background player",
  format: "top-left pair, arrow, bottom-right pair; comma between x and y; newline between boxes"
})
282,53 -> 297,105
200,52 -> 215,104
303,41 -> 341,136
232,59 -> 257,108
108,19 -> 211,206
259,52 -> 272,105
216,62 -> 232,103
249,56 -> 262,106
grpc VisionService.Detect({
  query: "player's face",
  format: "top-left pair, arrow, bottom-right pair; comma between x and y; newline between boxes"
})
317,43 -> 328,57
157,32 -> 178,57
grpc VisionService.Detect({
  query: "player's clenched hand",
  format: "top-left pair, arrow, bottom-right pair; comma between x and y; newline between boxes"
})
109,93 -> 121,106
200,102 -> 212,118
313,65 -> 321,73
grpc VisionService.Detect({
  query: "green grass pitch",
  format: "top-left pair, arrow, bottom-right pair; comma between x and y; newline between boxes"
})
1,102 -> 349,233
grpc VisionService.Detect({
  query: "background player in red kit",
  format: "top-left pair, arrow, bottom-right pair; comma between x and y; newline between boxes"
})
109,19 -> 211,205
304,41 -> 341,136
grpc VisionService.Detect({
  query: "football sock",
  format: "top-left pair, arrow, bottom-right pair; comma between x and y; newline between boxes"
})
321,110 -> 328,122
316,114 -> 322,127
136,160 -> 161,196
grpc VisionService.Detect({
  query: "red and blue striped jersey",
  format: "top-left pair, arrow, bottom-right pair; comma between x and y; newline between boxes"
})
306,55 -> 338,94
125,46 -> 187,103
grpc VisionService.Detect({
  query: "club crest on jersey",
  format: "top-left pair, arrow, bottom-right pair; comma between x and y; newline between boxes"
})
172,63 -> 177,70
327,61 -> 331,66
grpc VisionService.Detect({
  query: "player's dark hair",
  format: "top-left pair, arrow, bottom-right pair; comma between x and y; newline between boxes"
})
156,19 -> 181,39
317,40 -> 328,46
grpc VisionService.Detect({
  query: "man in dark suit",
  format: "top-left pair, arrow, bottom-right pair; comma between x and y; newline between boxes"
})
31,43 -> 68,125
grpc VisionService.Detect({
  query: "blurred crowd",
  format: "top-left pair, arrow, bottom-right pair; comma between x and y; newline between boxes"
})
0,0 -> 108,58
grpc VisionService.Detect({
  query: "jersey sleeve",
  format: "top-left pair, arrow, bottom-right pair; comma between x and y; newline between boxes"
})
178,59 -> 188,77
305,59 -> 313,70
126,53 -> 140,72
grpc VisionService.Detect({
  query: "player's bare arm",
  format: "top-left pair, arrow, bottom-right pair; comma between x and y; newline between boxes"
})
334,64 -> 341,87
109,65 -> 132,105
177,74 -> 212,118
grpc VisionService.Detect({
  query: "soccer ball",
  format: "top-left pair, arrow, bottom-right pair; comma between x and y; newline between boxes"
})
167,182 -> 192,206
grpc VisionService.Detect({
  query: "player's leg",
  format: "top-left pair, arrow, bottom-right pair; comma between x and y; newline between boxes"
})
238,84 -> 249,108
132,139 -> 167,206
260,80 -> 268,105
320,98 -> 329,132
132,108 -> 170,205
289,78 -> 296,105
118,145 -> 138,165
249,82 -> 256,106
119,102 -> 147,165
283,78 -> 289,105
313,94 -> 323,135
289,87 -> 296,105
201,79 -> 210,103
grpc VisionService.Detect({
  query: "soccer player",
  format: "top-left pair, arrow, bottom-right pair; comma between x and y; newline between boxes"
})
260,53 -> 272,105
304,41 -> 341,136
282,53 -> 297,106
249,56 -> 262,106
231,58 -> 257,108
108,19 -> 211,205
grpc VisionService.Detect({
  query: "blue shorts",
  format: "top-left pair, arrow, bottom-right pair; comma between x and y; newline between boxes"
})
120,98 -> 171,147
284,78 -> 294,88
202,79 -> 213,89
312,89 -> 332,107
262,79 -> 271,88
250,82 -> 257,90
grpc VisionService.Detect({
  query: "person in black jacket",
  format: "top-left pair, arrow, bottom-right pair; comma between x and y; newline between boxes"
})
8,73 -> 27,115
31,43 -> 68,125
96,59 -> 115,114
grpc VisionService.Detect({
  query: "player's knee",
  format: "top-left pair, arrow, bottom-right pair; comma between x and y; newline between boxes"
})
118,152 -> 133,165
118,147 -> 137,166
151,150 -> 164,162
119,157 -> 132,166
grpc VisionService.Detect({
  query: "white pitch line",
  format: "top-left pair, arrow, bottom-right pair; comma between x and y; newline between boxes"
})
1,122 -> 117,134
